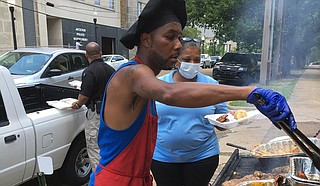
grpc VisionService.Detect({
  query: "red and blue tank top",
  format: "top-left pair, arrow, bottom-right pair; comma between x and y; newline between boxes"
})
89,59 -> 158,186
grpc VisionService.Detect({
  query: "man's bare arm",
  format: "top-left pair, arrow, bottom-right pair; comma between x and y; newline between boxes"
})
71,94 -> 89,109
131,65 -> 254,108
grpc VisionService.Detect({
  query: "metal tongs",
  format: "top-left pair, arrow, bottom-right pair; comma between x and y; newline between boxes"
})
254,93 -> 320,170
226,143 -> 264,156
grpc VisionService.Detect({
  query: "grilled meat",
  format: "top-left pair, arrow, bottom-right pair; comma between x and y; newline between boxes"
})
216,114 -> 229,123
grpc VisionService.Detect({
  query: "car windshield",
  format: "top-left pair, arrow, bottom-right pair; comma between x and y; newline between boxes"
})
102,56 -> 112,62
0,52 -> 51,75
220,53 -> 253,65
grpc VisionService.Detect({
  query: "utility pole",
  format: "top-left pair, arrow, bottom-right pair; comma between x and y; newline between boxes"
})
269,0 -> 275,79
272,0 -> 284,80
93,18 -> 97,42
9,6 -> 17,50
260,0 -> 273,85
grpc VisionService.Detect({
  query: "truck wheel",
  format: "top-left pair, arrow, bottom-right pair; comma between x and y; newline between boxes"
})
63,136 -> 91,185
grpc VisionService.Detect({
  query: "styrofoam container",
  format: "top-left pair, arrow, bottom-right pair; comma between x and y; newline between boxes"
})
46,98 -> 78,110
205,113 -> 238,129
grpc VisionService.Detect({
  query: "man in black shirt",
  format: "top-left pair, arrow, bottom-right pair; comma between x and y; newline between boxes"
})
72,42 -> 115,171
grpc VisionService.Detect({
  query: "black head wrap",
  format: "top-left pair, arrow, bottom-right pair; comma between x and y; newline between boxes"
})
120,0 -> 187,49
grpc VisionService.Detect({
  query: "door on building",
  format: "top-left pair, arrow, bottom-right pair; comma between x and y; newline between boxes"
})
102,37 -> 114,55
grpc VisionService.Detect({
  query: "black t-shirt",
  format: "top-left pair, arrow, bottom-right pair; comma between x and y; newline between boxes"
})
80,58 -> 115,106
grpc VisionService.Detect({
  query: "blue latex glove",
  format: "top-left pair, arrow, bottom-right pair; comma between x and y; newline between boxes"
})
247,88 -> 297,130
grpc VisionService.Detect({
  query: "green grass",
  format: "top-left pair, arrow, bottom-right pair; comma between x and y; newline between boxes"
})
228,70 -> 303,107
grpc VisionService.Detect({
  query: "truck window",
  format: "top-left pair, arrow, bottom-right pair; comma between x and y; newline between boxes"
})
0,92 -> 9,127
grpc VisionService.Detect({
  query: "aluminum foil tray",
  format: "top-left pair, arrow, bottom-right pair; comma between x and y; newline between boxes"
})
251,138 -> 320,158
289,157 -> 320,186
237,179 -> 275,186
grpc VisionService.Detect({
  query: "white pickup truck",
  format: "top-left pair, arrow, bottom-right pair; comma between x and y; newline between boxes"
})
0,65 -> 90,186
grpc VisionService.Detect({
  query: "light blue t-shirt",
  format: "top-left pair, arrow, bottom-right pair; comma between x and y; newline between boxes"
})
153,70 -> 228,163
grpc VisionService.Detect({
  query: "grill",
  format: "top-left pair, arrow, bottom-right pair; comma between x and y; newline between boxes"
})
213,149 -> 294,186
213,149 -> 320,186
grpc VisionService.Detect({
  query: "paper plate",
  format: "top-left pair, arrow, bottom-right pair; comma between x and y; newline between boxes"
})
204,113 -> 238,129
205,110 -> 265,129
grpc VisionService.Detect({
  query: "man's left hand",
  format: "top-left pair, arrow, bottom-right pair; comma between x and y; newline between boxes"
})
71,101 -> 81,109
247,88 -> 297,130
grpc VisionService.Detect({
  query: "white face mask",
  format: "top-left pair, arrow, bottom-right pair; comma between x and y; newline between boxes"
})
178,62 -> 201,79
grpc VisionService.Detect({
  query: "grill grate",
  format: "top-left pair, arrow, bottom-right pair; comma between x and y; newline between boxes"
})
213,150 -> 292,186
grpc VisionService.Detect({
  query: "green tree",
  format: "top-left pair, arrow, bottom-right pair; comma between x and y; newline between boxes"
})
186,0 -> 320,77
309,47 -> 320,63
185,0 -> 320,77
186,0 -> 264,53
182,26 -> 201,39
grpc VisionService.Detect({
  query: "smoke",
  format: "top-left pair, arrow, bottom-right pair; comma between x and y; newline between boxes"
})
232,0 -> 320,76
277,0 -> 320,76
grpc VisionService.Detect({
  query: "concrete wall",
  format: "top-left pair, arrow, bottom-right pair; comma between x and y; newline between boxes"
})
0,0 -> 25,54
45,0 -> 121,28
47,18 -> 63,47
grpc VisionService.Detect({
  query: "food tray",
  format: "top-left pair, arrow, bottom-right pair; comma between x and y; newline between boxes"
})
237,179 -> 275,186
251,138 -> 320,158
204,113 -> 238,129
46,98 -> 78,109
205,110 -> 266,130
289,157 -> 320,185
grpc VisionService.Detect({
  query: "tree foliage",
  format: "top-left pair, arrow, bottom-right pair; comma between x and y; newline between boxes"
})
185,0 -> 320,77
182,26 -> 201,39
186,0 -> 264,53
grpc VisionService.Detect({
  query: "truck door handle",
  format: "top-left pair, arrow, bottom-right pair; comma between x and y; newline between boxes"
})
68,76 -> 74,80
4,134 -> 17,143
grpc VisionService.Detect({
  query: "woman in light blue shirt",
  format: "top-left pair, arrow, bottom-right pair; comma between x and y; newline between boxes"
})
151,39 -> 228,186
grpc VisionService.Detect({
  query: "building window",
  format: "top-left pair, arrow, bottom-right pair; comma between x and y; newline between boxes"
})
95,0 -> 100,5
138,1 -> 144,16
108,0 -> 114,9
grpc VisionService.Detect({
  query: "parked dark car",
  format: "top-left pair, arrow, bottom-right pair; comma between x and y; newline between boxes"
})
212,52 -> 260,85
